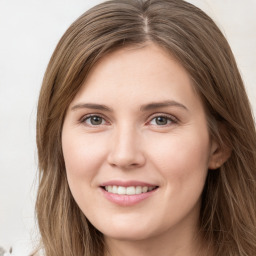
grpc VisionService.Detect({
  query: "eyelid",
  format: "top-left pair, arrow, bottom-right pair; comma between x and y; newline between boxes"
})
146,113 -> 178,126
80,113 -> 110,126
78,112 -> 178,127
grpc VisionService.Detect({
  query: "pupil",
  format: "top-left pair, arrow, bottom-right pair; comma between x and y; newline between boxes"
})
156,117 -> 167,125
91,116 -> 102,125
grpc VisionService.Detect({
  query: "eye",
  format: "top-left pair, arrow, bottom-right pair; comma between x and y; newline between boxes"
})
148,115 -> 176,126
82,115 -> 107,126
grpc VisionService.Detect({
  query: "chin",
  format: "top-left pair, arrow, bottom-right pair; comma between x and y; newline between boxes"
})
103,230 -> 153,242
96,221 -> 159,242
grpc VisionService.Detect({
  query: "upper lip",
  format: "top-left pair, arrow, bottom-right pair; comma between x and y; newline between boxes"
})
100,180 -> 158,187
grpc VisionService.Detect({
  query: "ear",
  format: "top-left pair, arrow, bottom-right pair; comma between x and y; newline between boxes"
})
208,139 -> 232,170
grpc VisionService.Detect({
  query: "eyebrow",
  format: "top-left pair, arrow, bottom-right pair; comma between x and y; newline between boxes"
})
71,100 -> 188,112
71,103 -> 113,112
140,100 -> 188,111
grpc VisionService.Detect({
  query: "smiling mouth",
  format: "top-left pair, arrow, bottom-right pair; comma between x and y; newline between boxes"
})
102,185 -> 159,195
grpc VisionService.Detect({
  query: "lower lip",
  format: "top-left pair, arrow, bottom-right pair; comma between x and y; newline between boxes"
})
101,188 -> 158,206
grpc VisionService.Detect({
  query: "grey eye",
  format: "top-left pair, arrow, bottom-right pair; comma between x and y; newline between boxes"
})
155,116 -> 168,125
150,116 -> 171,126
85,115 -> 105,126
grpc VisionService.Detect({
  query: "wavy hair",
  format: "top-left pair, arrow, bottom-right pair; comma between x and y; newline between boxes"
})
35,0 -> 256,255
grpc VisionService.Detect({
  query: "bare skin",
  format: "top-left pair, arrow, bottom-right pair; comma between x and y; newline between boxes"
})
62,43 -> 223,256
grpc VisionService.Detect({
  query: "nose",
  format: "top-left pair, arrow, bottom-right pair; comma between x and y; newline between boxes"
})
107,125 -> 146,169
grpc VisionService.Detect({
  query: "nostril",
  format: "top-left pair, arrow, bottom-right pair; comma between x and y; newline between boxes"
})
107,151 -> 146,169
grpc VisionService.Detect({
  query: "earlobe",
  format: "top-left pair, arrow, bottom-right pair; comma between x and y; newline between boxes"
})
208,140 -> 232,170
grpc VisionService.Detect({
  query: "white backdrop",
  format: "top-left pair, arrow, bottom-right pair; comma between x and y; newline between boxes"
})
0,0 -> 255,253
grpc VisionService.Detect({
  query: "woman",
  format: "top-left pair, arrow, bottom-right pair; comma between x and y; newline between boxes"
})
35,0 -> 256,255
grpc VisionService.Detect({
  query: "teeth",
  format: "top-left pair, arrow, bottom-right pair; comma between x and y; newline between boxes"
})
126,186 -> 135,195
117,186 -> 126,195
142,186 -> 148,193
135,186 -> 142,194
112,185 -> 118,193
107,186 -> 112,193
104,185 -> 156,195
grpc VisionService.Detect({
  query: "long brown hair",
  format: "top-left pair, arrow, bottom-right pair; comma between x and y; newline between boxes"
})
35,0 -> 256,255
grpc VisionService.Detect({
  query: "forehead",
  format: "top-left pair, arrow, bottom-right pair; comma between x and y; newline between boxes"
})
70,43 -> 203,112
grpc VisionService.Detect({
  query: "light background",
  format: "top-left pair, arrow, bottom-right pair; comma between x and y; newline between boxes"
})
0,0 -> 255,253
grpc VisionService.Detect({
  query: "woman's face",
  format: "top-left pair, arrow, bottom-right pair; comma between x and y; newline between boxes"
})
62,44 -> 217,242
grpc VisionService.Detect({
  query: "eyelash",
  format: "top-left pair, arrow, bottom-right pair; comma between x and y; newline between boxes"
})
147,114 -> 177,126
80,114 -> 108,127
80,113 -> 178,127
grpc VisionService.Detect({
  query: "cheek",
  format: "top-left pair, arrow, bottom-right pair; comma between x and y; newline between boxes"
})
144,130 -> 210,223
62,129 -> 108,211
62,130 -> 107,178
146,128 -> 210,186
